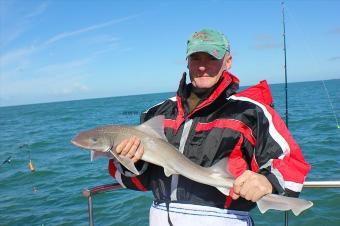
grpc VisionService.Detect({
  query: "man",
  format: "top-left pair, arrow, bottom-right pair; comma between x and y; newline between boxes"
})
108,29 -> 311,226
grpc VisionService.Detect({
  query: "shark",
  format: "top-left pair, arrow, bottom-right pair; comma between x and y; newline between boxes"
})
71,115 -> 313,215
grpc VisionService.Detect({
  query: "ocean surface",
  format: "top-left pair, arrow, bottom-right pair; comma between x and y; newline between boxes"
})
0,79 -> 339,226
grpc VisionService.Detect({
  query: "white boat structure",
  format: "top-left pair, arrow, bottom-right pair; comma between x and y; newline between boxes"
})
82,181 -> 340,226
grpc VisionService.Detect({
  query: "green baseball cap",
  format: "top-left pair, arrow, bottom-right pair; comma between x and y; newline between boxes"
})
186,28 -> 230,60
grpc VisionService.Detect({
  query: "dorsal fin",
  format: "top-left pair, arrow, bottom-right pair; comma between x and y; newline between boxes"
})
135,115 -> 167,141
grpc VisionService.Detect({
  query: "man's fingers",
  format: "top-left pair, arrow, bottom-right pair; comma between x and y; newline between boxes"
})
129,137 -> 141,157
250,190 -> 263,202
121,136 -> 139,156
231,192 -> 240,200
131,146 -> 144,163
116,139 -> 128,154
233,170 -> 251,194
233,178 -> 245,195
233,170 -> 273,202
120,136 -> 135,155
239,182 -> 252,200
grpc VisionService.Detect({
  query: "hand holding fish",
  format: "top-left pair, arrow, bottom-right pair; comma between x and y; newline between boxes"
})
232,170 -> 273,202
115,136 -> 144,163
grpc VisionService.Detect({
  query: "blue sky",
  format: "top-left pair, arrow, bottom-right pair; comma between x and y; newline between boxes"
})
0,0 -> 339,106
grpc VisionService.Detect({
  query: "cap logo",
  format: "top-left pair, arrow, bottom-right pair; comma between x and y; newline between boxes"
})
193,32 -> 209,41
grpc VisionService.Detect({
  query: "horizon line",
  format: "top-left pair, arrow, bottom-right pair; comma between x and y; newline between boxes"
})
1,78 -> 339,108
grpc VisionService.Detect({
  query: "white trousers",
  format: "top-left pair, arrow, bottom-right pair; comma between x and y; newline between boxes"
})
149,202 -> 253,226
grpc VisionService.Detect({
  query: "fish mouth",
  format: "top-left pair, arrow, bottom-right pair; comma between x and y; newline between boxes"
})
71,138 -> 87,149
71,138 -> 106,152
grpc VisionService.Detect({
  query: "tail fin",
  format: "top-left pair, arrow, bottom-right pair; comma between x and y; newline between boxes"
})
257,194 -> 313,216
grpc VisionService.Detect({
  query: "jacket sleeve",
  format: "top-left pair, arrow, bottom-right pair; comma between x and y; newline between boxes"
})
253,104 -> 311,197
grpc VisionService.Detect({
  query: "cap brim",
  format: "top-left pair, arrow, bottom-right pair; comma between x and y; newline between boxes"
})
186,45 -> 225,59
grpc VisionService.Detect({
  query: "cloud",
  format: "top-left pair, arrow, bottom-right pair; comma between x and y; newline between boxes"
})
0,46 -> 36,69
0,1 -> 49,48
0,14 -> 138,71
0,0 -> 12,20
54,82 -> 90,95
327,27 -> 340,35
35,59 -> 90,76
43,14 -> 138,46
328,56 -> 340,61
0,72 -> 91,106
173,59 -> 187,65
1,76 -> 88,96
252,34 -> 281,50
25,1 -> 49,18
1,57 -> 90,93
253,43 -> 281,50
82,34 -> 120,46
0,11 -> 141,106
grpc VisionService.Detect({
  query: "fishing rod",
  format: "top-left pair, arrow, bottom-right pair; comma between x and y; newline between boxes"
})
281,2 -> 289,226
282,1 -> 288,128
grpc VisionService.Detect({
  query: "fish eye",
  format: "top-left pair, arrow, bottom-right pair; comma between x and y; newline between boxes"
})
90,137 -> 98,143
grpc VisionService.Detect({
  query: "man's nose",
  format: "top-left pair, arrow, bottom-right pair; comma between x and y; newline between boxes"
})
198,66 -> 206,71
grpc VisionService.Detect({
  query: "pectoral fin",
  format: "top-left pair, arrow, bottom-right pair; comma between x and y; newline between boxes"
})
108,149 -> 140,175
216,187 -> 230,196
90,150 -> 111,161
164,167 -> 177,177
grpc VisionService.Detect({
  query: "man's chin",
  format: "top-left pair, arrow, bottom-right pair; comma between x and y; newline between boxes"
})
192,76 -> 219,88
193,81 -> 216,89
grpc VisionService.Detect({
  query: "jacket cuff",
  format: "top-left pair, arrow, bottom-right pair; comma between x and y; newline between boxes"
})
259,169 -> 285,195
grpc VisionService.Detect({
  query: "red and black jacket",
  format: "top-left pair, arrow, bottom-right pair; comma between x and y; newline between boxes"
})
108,71 -> 311,211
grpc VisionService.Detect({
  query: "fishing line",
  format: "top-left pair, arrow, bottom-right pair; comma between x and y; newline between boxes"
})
1,156 -> 12,166
26,148 -> 38,192
285,5 -> 340,131
321,80 -> 340,129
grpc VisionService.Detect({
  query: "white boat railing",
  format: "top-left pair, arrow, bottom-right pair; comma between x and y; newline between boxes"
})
302,181 -> 340,188
82,181 -> 340,226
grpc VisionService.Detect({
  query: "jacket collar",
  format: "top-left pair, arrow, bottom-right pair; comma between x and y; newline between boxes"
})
175,71 -> 239,125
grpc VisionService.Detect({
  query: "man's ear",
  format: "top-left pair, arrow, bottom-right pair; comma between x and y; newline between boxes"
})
225,55 -> 232,70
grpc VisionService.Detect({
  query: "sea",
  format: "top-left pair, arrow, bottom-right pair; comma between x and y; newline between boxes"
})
0,79 -> 339,226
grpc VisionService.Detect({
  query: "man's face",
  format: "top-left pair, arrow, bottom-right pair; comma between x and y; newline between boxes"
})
188,52 -> 230,89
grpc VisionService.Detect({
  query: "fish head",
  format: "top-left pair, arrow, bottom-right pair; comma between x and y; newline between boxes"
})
71,128 -> 113,152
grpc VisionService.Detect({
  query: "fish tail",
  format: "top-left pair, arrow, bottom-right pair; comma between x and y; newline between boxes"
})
256,194 -> 313,216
